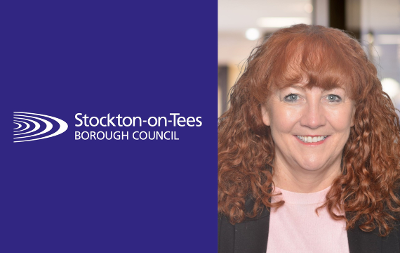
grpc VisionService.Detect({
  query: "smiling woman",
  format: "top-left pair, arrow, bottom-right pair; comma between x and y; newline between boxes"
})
262,85 -> 355,193
218,24 -> 400,253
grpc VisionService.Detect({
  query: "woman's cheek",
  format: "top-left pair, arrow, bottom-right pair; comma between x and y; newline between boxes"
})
326,107 -> 354,130
274,107 -> 299,132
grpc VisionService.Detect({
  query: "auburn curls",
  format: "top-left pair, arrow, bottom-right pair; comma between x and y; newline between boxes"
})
218,24 -> 400,236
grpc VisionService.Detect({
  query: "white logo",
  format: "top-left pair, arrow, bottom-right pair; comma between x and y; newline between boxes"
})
13,112 -> 68,143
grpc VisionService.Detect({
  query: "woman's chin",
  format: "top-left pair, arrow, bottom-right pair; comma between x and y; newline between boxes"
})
296,160 -> 327,172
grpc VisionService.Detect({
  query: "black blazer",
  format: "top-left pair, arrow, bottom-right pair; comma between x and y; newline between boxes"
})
218,203 -> 400,253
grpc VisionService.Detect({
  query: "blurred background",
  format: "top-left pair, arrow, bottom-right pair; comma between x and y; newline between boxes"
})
218,0 -> 400,117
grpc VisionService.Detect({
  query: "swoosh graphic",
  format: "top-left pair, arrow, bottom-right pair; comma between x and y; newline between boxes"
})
13,112 -> 68,143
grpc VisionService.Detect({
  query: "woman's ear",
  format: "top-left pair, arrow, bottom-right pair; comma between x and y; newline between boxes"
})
261,105 -> 270,126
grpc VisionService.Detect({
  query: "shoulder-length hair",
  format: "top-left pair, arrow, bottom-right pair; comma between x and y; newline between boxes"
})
218,24 -> 400,236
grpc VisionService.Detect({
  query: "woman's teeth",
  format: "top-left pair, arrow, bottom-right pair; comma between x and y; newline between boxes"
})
296,135 -> 327,143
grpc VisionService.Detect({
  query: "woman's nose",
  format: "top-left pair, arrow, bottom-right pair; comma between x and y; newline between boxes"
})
300,100 -> 326,129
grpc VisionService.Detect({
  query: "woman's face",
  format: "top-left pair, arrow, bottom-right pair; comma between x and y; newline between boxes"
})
262,84 -> 355,174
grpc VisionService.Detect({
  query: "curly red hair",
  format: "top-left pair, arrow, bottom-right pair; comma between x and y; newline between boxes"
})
218,24 -> 400,236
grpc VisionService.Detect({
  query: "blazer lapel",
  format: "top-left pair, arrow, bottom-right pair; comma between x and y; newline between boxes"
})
347,224 -> 381,253
348,221 -> 400,253
234,207 -> 270,253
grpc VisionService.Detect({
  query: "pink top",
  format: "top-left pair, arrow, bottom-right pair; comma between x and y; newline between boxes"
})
266,186 -> 349,253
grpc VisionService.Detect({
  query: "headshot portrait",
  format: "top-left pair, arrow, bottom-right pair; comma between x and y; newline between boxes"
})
218,1 -> 400,252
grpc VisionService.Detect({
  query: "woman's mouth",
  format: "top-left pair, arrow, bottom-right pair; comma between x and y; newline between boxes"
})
295,135 -> 328,144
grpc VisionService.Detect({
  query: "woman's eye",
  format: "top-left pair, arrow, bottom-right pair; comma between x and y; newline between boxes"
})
326,94 -> 342,102
284,94 -> 299,102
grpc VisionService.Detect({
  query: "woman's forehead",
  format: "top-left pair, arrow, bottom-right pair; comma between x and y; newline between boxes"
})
267,36 -> 357,98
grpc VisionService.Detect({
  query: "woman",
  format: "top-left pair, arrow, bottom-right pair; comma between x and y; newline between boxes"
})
218,24 -> 400,253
